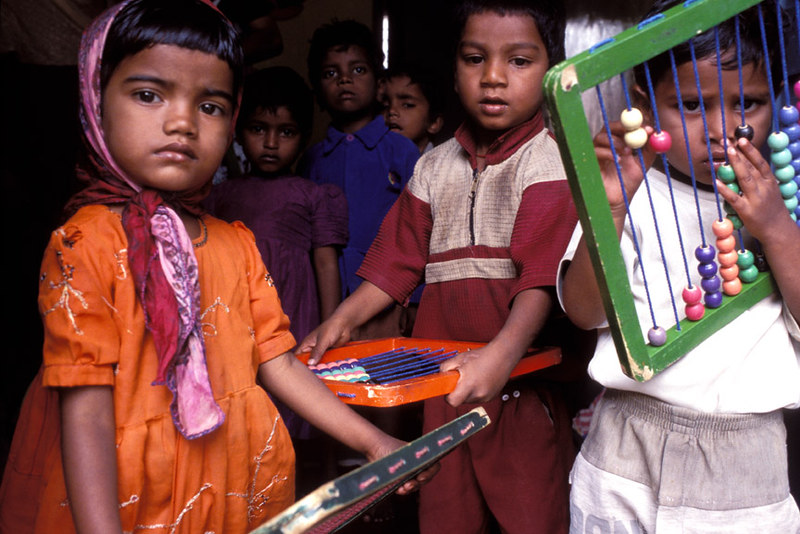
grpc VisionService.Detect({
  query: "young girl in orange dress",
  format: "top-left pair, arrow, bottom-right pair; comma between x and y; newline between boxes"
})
0,1 -> 430,533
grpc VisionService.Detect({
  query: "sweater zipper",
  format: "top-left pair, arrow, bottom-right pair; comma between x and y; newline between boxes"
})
468,168 -> 479,246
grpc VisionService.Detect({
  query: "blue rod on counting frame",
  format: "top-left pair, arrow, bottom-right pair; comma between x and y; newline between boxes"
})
543,0 -> 781,380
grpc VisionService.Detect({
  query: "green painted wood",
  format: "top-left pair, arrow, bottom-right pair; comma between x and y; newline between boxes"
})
544,0 -> 774,381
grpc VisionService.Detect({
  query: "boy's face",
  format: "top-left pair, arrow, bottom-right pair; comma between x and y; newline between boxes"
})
102,44 -> 234,192
455,12 -> 549,140
318,45 -> 377,117
239,106 -> 303,175
380,75 -> 441,152
652,57 -> 771,184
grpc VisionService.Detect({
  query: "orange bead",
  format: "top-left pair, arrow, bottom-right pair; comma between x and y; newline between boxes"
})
723,278 -> 742,296
719,265 -> 740,281
715,235 -> 736,253
711,218 -> 734,238
717,250 -> 739,267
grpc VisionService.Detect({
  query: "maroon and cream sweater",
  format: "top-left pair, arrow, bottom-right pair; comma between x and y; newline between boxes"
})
357,114 -> 577,342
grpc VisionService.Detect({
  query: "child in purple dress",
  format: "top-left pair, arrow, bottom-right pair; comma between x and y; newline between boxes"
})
206,66 -> 347,348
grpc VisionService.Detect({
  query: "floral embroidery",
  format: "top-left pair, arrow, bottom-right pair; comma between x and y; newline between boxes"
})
127,483 -> 212,534
42,251 -> 89,335
200,297 -> 230,338
264,273 -> 274,287
226,416 -> 288,522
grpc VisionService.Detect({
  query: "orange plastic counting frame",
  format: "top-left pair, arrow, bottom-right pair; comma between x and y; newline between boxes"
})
296,337 -> 562,407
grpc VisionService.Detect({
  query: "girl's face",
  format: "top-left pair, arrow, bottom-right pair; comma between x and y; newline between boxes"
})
102,44 -> 235,192
238,106 -> 303,175
652,57 -> 772,184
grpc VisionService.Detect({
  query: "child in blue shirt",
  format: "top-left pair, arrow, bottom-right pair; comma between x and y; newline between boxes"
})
299,20 -> 419,339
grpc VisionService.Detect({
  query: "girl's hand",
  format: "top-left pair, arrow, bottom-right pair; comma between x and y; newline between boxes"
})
718,138 -> 796,242
594,122 -> 655,219
439,345 -> 515,407
365,434 -> 440,495
295,316 -> 352,365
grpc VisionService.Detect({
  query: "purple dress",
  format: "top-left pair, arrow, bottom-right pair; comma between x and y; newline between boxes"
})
206,175 -> 348,344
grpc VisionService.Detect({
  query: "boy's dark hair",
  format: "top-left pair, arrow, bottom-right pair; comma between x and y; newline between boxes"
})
384,62 -> 446,121
237,66 -> 314,142
306,19 -> 384,98
453,0 -> 566,68
101,0 -> 243,97
633,0 -> 782,92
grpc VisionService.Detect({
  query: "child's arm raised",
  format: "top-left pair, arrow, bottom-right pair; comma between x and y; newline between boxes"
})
312,245 -> 342,322
719,139 -> 800,322
257,352 -> 437,493
561,122 -> 654,329
60,386 -> 124,534
439,288 -> 552,406
295,281 -> 395,365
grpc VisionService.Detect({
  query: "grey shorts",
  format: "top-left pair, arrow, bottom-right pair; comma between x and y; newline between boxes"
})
569,390 -> 800,533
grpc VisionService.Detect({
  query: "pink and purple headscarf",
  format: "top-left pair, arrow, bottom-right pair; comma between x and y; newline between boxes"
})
66,0 -> 233,439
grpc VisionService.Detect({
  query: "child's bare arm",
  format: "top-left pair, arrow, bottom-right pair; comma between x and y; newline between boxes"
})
562,121 -> 654,329
60,386 -> 123,534
295,281 -> 395,364
719,139 -> 800,322
312,246 -> 342,322
257,353 -> 437,493
439,288 -> 551,407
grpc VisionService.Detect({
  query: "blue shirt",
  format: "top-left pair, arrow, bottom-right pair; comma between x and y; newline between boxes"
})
299,115 -> 420,296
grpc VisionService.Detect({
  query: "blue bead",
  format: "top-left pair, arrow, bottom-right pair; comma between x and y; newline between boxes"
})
701,275 -> 721,293
785,123 -> 800,142
789,141 -> 800,158
779,105 -> 800,126
792,158 -> 800,173
698,261 -> 718,278
704,291 -> 723,308
694,245 -> 716,263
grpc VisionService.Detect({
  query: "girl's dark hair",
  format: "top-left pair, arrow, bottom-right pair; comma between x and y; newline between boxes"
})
100,0 -> 243,96
306,19 -> 383,97
384,62 -> 446,121
237,66 -> 314,142
633,0 -> 782,92
453,0 -> 566,68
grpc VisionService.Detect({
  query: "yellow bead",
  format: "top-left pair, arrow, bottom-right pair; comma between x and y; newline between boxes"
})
620,107 -> 644,130
624,127 -> 648,149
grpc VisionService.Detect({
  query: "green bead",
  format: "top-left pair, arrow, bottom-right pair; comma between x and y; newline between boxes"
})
739,264 -> 759,283
774,165 -> 796,183
724,201 -> 737,214
727,183 -> 740,195
772,148 -> 793,167
728,214 -> 743,229
717,164 -> 736,183
779,180 -> 799,198
785,196 -> 799,212
768,131 -> 790,150
737,249 -> 755,269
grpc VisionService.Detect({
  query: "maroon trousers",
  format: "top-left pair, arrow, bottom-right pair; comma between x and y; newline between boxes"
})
419,381 -> 575,534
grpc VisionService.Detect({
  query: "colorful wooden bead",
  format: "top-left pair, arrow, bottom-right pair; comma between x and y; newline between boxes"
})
620,107 -> 644,130
771,148 -> 793,167
624,128 -> 649,149
697,262 -> 718,277
795,79 -> 800,99
648,130 -> 672,153
711,218 -> 733,238
779,105 -> 800,126
685,303 -> 705,321
784,123 -> 800,142
780,180 -> 799,198
727,214 -> 743,229
694,245 -> 716,263
775,165 -> 796,183
682,285 -> 702,305
648,326 -> 667,346
716,164 -> 736,184
735,124 -> 754,141
723,278 -> 742,296
739,264 -> 759,283
768,131 -> 790,151
701,275 -> 721,293
736,249 -> 754,269
719,265 -> 739,281
704,291 -> 723,308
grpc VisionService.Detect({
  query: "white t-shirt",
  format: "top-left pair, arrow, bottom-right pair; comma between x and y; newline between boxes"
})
557,167 -> 800,413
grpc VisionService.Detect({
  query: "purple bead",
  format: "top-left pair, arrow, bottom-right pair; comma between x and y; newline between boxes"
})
694,245 -> 716,263
735,124 -> 754,141
779,105 -> 800,126
704,291 -> 723,308
648,327 -> 667,346
785,123 -> 800,142
790,141 -> 800,159
792,159 -> 800,174
697,261 -> 718,278
701,275 -> 721,293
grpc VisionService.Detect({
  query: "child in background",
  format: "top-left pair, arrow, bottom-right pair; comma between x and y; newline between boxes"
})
299,19 -> 420,340
559,1 -> 800,531
299,1 -> 578,532
0,2 -> 430,533
206,66 -> 347,355
380,63 -> 445,154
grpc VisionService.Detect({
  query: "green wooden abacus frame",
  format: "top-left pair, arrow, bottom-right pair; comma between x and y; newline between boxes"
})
543,0 -> 779,381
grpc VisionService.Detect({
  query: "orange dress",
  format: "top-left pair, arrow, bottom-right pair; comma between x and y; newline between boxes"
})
0,205 -> 297,534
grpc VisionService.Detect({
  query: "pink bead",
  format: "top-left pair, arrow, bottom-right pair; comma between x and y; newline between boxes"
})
711,218 -> 734,238
723,278 -> 742,296
648,130 -> 672,153
682,285 -> 702,305
715,234 -> 736,253
794,80 -> 800,100
685,303 -> 705,321
719,265 -> 739,281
